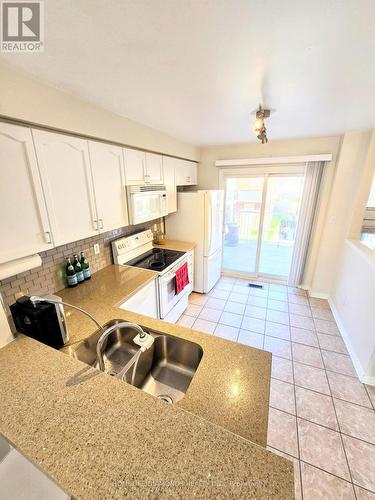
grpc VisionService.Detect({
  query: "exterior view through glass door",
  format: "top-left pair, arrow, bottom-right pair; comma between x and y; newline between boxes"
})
222,174 -> 304,280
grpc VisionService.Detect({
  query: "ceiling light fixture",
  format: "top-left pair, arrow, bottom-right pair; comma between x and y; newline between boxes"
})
253,105 -> 271,144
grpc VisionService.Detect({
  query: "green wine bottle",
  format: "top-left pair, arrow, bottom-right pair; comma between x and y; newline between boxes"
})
80,251 -> 91,280
73,254 -> 84,283
65,257 -> 78,288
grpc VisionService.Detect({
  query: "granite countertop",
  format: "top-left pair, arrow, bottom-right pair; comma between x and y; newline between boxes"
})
153,238 -> 195,252
59,265 -> 269,447
0,264 -> 294,499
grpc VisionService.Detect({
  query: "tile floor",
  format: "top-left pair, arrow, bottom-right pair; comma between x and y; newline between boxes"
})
178,276 -> 375,500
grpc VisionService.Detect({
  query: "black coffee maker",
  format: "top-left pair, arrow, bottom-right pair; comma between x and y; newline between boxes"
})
10,295 -> 69,349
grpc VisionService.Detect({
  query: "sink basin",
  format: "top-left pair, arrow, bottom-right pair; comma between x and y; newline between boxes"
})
69,320 -> 203,403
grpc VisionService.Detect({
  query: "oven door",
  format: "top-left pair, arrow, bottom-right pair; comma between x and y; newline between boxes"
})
158,259 -> 192,319
129,190 -> 167,225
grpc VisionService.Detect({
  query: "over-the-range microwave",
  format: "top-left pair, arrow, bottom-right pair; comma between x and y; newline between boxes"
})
127,185 -> 168,225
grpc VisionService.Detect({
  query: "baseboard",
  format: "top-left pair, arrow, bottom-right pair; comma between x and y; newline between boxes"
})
328,298 -> 368,383
307,290 -> 330,299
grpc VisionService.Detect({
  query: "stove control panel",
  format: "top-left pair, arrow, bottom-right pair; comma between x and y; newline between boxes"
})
112,229 -> 154,263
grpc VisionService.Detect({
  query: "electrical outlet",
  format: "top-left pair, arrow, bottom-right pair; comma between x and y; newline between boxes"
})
94,243 -> 100,255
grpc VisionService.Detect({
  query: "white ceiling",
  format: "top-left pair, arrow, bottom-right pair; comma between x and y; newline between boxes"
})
2,0 -> 375,145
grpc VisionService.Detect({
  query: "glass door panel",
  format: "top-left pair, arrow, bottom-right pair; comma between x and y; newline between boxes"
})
258,176 -> 304,278
222,176 -> 264,274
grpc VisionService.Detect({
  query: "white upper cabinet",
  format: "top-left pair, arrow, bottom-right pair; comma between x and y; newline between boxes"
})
123,148 -> 146,185
88,141 -> 129,232
162,156 -> 177,213
175,159 -> 197,186
123,148 -> 164,185
32,130 -> 98,247
0,123 -> 53,263
145,152 -> 164,184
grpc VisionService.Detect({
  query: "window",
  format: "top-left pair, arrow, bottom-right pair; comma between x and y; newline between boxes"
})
361,174 -> 375,250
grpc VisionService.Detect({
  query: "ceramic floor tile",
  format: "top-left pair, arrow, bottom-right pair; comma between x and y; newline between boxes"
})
266,309 -> 290,325
198,307 -> 222,322
231,284 -> 250,295
184,303 -> 203,317
205,297 -> 226,311
267,299 -> 289,312
268,290 -> 288,301
300,462 -> 355,500
214,323 -> 239,342
288,295 -> 309,306
342,435 -> 375,492
209,288 -> 230,300
327,372 -> 372,408
308,297 -> 330,309
224,300 -> 246,315
240,316 -> 265,334
271,356 -> 294,383
237,330 -> 264,349
366,385 -> 375,408
267,407 -> 299,458
334,399 -> 375,444
247,296 -> 268,308
290,314 -> 315,330
267,447 -> 302,500
264,336 -> 292,360
250,288 -> 268,298
295,386 -> 338,430
265,321 -> 290,340
188,292 -> 208,306
355,486 -> 375,499
314,318 -> 340,336
192,318 -> 216,334
218,311 -> 242,328
311,307 -> 335,322
292,343 -> 324,368
291,327 -> 319,347
322,351 -> 357,377
288,303 -> 312,317
177,314 -> 195,328
293,362 -> 330,395
268,284 -> 287,292
270,379 -> 296,414
244,304 -> 267,320
218,276 -> 236,284
298,418 -> 350,480
288,287 -> 308,296
228,292 -> 248,304
214,281 -> 233,292
317,333 -> 348,354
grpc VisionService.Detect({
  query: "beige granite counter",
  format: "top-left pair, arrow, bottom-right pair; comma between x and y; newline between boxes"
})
59,265 -> 270,447
0,338 -> 293,499
0,264 -> 294,499
153,239 -> 195,252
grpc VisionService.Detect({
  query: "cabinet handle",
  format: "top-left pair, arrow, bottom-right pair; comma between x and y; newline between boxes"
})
93,219 -> 98,230
45,231 -> 52,244
99,219 -> 104,229
186,176 -> 190,182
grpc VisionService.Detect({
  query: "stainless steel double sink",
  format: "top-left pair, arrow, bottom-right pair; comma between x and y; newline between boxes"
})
69,320 -> 203,404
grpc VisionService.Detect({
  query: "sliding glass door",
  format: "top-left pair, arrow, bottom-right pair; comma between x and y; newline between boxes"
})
222,172 -> 304,280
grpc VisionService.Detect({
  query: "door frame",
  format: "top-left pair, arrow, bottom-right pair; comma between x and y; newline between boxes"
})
219,164 -> 305,282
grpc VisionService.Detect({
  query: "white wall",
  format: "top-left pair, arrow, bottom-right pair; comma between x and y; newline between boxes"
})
0,61 -> 199,161
310,130 -> 375,296
198,135 -> 341,290
330,241 -> 375,383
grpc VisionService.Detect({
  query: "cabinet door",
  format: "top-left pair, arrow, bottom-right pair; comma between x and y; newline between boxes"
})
145,152 -> 164,184
123,148 -> 146,185
162,156 -> 177,213
89,141 -> 129,232
32,130 -> 98,246
0,123 -> 53,263
175,159 -> 197,186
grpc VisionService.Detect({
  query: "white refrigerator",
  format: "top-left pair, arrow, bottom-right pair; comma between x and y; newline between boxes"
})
166,190 -> 224,293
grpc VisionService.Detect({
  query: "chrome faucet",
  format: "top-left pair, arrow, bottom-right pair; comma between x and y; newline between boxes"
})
96,321 -> 149,372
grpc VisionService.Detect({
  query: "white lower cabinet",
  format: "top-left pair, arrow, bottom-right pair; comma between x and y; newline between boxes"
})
118,279 -> 158,318
0,123 -> 53,263
88,141 -> 129,232
32,129 -> 98,246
